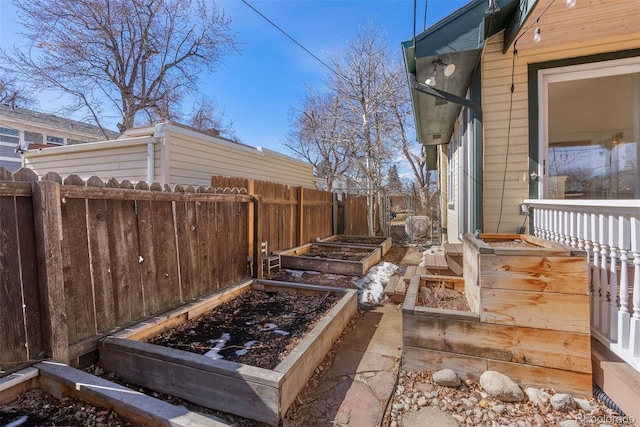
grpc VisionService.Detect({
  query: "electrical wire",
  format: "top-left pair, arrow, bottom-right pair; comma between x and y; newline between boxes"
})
240,0 -> 350,85
495,39 -> 517,233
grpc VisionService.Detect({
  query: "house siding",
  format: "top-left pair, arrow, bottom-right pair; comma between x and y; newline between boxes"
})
165,127 -> 315,188
481,6 -> 640,233
23,139 -> 152,183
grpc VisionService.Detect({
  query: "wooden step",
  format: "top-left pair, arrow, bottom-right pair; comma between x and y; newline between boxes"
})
423,254 -> 448,270
403,265 -> 418,281
446,255 -> 463,276
384,275 -> 400,297
443,243 -> 463,257
591,338 -> 640,421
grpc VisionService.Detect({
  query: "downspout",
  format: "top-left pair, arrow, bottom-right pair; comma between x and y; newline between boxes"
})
150,123 -> 166,184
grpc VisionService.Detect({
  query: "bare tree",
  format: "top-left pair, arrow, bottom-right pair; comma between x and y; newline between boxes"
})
286,90 -> 353,190
2,0 -> 239,137
0,72 -> 34,108
188,97 -> 237,141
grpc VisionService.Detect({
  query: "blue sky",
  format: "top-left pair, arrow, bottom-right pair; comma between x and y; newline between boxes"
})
0,0 -> 469,154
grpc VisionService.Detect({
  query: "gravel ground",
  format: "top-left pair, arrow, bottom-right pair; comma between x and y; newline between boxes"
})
385,368 -> 634,427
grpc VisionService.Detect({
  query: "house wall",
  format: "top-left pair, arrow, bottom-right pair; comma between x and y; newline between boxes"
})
23,137 -> 157,183
447,125 -> 461,243
164,125 -> 315,188
481,0 -> 640,234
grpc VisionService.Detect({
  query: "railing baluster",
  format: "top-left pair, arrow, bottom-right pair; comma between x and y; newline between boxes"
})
591,213 -> 601,330
577,212 -> 585,251
631,217 -> 640,358
619,216 -> 631,349
569,211 -> 577,248
608,215 -> 619,342
599,214 -> 610,336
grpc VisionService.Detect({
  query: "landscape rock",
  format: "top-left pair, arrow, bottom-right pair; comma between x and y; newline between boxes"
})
480,371 -> 525,402
432,369 -> 461,388
550,394 -> 577,412
574,397 -> 593,412
524,387 -> 551,406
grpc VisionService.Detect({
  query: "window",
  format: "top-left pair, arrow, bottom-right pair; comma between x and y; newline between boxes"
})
24,131 -> 43,144
539,57 -> 640,199
0,125 -> 21,171
46,135 -> 64,145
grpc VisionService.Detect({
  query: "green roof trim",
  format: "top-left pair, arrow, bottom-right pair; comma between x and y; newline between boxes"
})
403,0 -> 523,146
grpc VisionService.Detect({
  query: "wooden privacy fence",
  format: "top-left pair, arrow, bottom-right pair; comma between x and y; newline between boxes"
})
211,176 -> 334,254
1,168 -> 251,370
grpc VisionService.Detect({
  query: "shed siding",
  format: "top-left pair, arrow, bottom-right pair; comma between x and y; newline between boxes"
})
24,142 -> 150,183
165,131 -> 315,188
481,11 -> 640,234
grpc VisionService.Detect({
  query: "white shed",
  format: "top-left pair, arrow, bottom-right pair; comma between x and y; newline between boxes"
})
23,122 -> 315,188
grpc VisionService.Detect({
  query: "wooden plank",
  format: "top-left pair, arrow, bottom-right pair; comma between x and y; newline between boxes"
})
86,196 -> 116,332
106,192 -> 144,325
403,265 -> 417,281
446,255 -> 463,276
151,199 -> 181,310
421,274 -> 465,283
0,194 -> 28,364
384,276 -> 400,296
480,255 -> 588,294
402,346 -> 488,378
403,312 -> 591,373
175,200 -> 200,300
60,176 -> 96,343
276,290 -> 358,417
99,339 -> 282,426
480,288 -> 591,333
136,199 -> 160,315
32,181 -> 69,363
36,361 -> 229,427
59,184 -> 253,203
485,360 -> 592,396
443,243 -> 463,257
402,274 -> 421,314
462,239 -> 480,313
15,192 -> 43,360
402,346 -> 592,396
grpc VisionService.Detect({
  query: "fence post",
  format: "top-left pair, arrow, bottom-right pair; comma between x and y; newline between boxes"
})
298,186 -> 304,246
248,179 -> 255,264
32,180 -> 69,364
333,193 -> 338,236
253,194 -> 263,279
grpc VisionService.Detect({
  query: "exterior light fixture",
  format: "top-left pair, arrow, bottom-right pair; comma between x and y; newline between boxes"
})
425,59 -> 456,87
566,0 -> 576,7
485,0 -> 500,14
533,20 -> 542,43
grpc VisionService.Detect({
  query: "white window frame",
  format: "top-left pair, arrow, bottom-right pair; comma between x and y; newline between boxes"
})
537,56 -> 640,199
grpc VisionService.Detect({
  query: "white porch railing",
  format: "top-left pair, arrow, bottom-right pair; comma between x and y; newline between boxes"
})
524,199 -> 640,373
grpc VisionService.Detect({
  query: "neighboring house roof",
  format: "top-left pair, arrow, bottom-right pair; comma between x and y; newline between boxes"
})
402,0 -> 526,146
0,103 -> 119,140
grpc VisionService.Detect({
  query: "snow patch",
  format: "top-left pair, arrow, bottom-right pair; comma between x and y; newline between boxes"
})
352,261 -> 399,306
235,340 -> 258,356
204,332 -> 230,359
274,329 -> 290,336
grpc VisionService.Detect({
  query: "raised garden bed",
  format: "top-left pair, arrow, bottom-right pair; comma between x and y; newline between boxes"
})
99,279 -> 358,426
402,233 -> 592,395
0,362 -> 225,426
320,234 -> 393,256
278,243 -> 381,276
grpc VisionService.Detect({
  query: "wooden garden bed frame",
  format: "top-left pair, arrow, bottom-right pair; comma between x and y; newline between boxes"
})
99,279 -> 358,426
402,233 -> 592,395
0,362 -> 227,426
319,235 -> 393,256
278,242 -> 381,276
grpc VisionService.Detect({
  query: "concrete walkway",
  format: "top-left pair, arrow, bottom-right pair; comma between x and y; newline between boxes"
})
285,247 -> 423,427
299,302 -> 403,427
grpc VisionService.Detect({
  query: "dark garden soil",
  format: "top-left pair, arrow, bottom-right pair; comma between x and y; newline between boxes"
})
303,247 -> 372,261
325,236 -> 387,245
0,388 -> 134,427
147,288 -> 340,370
